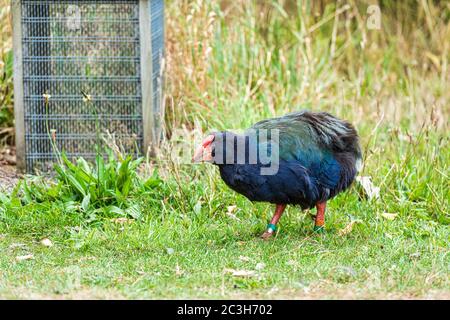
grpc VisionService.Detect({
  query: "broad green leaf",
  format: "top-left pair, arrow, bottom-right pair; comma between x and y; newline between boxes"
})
77,158 -> 92,175
96,154 -> 105,186
22,181 -> 33,204
107,206 -> 126,216
194,201 -> 202,215
66,172 -> 87,197
63,201 -> 79,212
81,194 -> 91,212
61,152 -> 77,172
126,204 -> 142,220
130,157 -> 144,170
144,177 -> 161,189
121,176 -> 132,198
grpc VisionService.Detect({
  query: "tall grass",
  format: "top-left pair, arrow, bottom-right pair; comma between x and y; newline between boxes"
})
0,0 -> 13,145
165,0 -> 449,132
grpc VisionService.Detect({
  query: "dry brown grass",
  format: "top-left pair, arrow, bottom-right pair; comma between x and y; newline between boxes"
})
1,1 -> 448,136
0,0 -> 13,145
164,0 -> 449,135
0,0 -> 12,55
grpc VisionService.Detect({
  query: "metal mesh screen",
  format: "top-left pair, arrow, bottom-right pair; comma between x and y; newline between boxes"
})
20,0 -> 164,172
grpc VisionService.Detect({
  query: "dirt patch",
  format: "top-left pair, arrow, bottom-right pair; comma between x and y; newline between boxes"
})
0,146 -> 16,166
1,286 -> 449,300
222,283 -> 450,300
0,286 -> 126,300
1,271 -> 448,300
0,147 -> 19,192
0,165 -> 19,191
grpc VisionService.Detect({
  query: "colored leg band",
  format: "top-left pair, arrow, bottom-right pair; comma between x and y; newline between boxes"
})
313,225 -> 324,233
267,224 -> 277,232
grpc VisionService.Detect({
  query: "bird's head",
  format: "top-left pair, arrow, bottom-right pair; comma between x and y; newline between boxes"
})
192,133 -> 216,163
192,131 -> 236,164
192,131 -> 249,165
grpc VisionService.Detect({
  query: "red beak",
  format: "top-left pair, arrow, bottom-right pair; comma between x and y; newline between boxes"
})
192,135 -> 215,163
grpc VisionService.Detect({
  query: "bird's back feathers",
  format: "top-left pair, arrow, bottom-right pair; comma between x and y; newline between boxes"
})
215,110 -> 362,208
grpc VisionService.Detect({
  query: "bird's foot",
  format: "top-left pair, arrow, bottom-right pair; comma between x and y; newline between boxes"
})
261,224 -> 276,240
260,230 -> 274,240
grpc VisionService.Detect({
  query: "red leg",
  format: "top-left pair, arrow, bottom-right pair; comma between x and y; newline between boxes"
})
261,204 -> 286,240
314,201 -> 326,233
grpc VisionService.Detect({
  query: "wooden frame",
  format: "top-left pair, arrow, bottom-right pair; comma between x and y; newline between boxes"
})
12,0 -> 163,171
139,0 -> 155,157
12,0 -> 26,172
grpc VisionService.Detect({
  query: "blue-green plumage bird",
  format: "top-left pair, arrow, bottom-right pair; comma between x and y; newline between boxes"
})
193,111 -> 362,239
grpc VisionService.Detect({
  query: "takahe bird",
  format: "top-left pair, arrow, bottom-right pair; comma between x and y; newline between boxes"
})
192,111 -> 362,239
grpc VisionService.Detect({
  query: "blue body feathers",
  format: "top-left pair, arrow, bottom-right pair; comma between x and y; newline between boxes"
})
212,111 -> 362,209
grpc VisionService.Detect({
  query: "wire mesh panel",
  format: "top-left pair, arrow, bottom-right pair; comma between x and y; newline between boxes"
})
18,0 -> 164,172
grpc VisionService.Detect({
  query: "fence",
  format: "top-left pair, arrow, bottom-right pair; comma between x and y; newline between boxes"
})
12,0 -> 164,172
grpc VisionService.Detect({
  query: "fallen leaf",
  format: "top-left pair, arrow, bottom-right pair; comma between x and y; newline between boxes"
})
287,260 -> 297,266
225,205 -> 240,221
239,255 -> 251,262
381,212 -> 398,220
78,256 -> 97,262
255,263 -> 266,270
193,201 -> 202,215
9,243 -> 27,249
16,254 -> 34,261
338,220 -> 362,236
175,264 -> 184,276
409,252 -> 421,260
40,238 -> 53,247
225,212 -> 240,221
356,176 -> 380,200
267,286 -> 279,294
224,268 -> 256,277
294,281 -> 310,293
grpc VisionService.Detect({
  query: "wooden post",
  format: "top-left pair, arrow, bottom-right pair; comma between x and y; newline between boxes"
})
12,0 -> 26,172
139,0 -> 155,157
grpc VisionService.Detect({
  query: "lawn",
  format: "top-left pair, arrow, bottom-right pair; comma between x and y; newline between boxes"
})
0,0 -> 449,299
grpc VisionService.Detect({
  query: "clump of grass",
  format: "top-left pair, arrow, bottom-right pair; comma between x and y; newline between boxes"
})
165,0 -> 449,133
0,90 -> 162,223
1,149 -> 162,224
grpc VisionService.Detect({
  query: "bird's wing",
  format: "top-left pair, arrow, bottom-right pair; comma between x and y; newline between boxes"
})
248,111 -> 344,190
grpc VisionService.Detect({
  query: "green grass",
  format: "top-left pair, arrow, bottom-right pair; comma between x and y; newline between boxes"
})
0,128 -> 448,299
0,0 -> 449,299
0,187 -> 448,299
